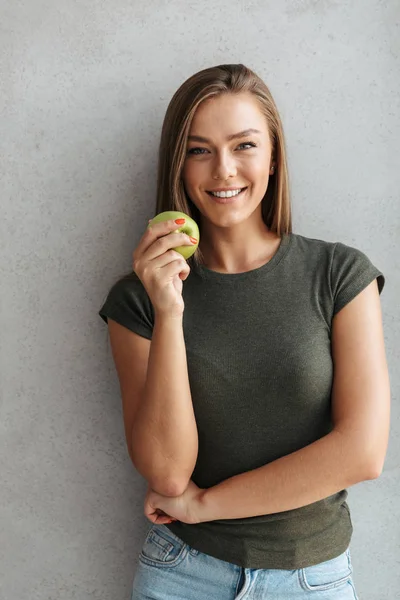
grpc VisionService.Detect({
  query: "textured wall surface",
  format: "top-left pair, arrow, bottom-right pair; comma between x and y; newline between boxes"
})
1,1 -> 399,598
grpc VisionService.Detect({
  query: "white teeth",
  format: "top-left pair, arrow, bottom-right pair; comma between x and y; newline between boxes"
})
209,188 -> 243,198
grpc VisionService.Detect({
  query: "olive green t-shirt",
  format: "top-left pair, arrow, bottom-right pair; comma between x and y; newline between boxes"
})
98,232 -> 385,569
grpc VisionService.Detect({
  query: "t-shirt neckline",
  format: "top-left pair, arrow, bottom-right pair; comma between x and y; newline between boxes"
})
194,232 -> 292,280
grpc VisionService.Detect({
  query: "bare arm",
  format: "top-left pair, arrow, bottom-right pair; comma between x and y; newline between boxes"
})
107,219 -> 199,498
197,279 -> 390,521
130,313 -> 198,496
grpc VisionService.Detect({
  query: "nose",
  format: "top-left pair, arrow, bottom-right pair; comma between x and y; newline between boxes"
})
212,150 -> 237,180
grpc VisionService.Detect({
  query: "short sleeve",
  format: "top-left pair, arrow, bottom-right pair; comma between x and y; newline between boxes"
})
330,242 -> 385,316
98,274 -> 154,340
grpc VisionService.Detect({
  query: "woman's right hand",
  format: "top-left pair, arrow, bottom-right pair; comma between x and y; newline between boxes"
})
132,219 -> 197,318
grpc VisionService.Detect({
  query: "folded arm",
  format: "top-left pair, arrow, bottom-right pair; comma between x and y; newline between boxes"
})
198,280 -> 391,522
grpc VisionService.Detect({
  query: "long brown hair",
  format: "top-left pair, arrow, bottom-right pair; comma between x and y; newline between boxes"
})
116,63 -> 292,282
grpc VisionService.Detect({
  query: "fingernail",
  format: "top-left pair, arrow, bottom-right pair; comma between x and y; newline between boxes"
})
189,237 -> 198,244
175,218 -> 185,224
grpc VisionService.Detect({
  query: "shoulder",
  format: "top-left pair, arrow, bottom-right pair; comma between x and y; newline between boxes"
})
290,232 -> 383,279
288,232 -> 337,263
107,271 -> 145,297
99,272 -> 154,338
99,272 -> 146,313
287,232 -> 337,275
290,231 -> 335,253
289,232 -> 385,316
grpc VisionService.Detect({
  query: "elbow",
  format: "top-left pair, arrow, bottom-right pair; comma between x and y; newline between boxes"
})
129,447 -> 191,496
364,437 -> 388,480
128,434 -> 195,496
366,468 -> 382,481
365,457 -> 385,481
351,458 -> 382,484
338,429 -> 388,483
150,475 -> 190,497
360,447 -> 386,481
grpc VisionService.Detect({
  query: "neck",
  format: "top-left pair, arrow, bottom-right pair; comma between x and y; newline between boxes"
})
199,219 -> 281,274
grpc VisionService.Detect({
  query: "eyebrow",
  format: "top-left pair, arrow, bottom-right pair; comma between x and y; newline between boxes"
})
187,128 -> 262,144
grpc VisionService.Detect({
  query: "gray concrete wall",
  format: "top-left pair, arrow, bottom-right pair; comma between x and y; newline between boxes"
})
1,1 -> 399,598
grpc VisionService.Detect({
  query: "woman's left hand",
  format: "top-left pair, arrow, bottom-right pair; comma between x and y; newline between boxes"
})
144,479 -> 205,525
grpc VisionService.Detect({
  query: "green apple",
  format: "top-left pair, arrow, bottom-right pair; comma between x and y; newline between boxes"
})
147,211 -> 200,260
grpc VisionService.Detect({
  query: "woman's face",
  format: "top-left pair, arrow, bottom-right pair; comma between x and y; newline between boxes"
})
182,92 -> 273,229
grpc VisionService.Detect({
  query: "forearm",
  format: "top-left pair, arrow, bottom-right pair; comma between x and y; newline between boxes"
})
132,313 -> 198,495
198,429 -> 377,522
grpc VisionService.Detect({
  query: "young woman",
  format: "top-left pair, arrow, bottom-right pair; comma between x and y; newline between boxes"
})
99,64 -> 390,599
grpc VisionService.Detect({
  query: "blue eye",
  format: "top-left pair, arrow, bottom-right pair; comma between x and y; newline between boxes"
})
237,142 -> 257,150
186,141 -> 257,156
187,147 -> 207,155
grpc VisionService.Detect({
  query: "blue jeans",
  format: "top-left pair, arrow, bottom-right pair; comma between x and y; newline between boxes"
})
131,523 -> 359,599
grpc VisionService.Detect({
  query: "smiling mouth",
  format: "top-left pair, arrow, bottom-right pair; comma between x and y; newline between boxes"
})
206,187 -> 248,198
